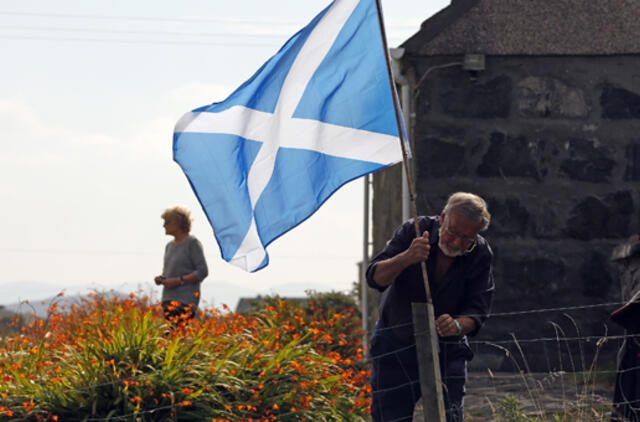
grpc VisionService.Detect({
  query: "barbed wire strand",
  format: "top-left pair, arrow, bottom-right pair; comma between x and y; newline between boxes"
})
364,301 -> 626,337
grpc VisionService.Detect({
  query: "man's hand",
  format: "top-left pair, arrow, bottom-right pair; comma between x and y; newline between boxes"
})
435,313 -> 461,337
402,231 -> 430,265
154,275 -> 166,285
371,230 -> 430,288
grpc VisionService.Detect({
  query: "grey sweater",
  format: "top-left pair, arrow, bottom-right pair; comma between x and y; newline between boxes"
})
161,236 -> 208,308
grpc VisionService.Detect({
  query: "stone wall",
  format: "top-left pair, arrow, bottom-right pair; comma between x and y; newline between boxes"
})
373,54 -> 640,371
372,163 -> 404,255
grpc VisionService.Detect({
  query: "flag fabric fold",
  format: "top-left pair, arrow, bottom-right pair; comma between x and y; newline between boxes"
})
173,0 -> 404,272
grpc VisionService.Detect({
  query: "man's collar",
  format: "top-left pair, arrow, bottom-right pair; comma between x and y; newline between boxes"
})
429,216 -> 441,247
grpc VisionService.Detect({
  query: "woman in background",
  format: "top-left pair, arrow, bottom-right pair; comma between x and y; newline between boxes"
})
154,206 -> 208,321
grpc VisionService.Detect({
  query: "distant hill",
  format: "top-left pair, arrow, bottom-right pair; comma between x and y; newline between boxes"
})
0,281 -> 76,305
0,279 -> 351,317
4,291 -> 130,319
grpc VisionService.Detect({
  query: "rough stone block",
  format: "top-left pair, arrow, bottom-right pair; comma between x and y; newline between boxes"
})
565,192 -> 633,240
439,74 -> 512,118
517,76 -> 589,118
484,196 -> 530,237
607,190 -> 635,237
601,83 -> 640,119
559,138 -> 615,183
566,197 -> 608,240
477,132 -> 541,180
418,137 -> 468,178
609,190 -> 634,214
501,257 -> 565,297
533,202 -> 561,239
576,252 -> 613,298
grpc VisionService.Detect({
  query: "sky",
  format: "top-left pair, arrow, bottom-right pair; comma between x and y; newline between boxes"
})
0,0 -> 449,310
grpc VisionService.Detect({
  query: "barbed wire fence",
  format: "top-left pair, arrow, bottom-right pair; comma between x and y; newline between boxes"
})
0,300 -> 637,421
399,301 -> 631,421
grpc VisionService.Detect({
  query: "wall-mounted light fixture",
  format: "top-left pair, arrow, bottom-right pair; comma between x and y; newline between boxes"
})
463,53 -> 486,71
463,54 -> 485,81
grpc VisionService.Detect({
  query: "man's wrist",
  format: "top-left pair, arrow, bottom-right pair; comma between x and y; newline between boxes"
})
453,319 -> 463,335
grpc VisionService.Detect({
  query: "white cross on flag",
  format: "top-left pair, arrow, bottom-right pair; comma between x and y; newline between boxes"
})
173,0 -> 404,272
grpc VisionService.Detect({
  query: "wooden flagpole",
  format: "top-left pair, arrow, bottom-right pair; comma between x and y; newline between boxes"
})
373,1 -> 446,420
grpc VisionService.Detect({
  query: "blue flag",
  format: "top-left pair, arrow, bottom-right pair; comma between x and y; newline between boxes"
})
173,0 -> 403,272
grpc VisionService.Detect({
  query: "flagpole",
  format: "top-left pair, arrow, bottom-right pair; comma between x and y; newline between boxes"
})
373,2 -> 446,421
362,173 -> 370,352
373,0 -> 432,305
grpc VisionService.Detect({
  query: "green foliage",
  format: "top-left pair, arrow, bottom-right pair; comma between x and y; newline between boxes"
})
496,395 -> 537,422
0,292 -> 369,421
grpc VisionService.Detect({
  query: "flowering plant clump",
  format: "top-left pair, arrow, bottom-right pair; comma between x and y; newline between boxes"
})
0,291 -> 370,421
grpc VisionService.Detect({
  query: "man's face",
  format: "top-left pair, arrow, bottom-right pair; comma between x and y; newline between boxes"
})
438,211 -> 482,257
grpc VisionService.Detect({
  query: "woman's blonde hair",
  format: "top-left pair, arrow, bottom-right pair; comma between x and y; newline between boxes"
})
442,192 -> 491,231
161,206 -> 192,233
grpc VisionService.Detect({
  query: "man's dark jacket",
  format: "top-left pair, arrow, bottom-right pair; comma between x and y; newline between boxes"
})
366,215 -> 494,358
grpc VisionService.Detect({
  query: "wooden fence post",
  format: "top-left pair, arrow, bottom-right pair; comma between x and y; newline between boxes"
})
412,302 -> 446,422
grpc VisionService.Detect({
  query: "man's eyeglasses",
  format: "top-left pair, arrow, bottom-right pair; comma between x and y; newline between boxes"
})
442,226 -> 477,253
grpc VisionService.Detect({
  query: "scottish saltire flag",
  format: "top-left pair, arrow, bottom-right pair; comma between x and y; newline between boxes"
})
173,0 -> 404,272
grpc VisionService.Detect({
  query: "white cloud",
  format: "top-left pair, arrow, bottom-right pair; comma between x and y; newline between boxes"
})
0,98 -> 125,166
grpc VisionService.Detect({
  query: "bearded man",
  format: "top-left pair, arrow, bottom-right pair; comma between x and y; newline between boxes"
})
367,192 -> 494,422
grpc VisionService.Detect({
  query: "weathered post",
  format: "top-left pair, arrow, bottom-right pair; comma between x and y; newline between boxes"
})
413,303 -> 446,422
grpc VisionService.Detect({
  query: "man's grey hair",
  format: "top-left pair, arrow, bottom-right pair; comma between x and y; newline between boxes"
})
442,192 -> 491,231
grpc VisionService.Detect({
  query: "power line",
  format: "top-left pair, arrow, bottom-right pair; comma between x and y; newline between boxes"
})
0,11 -> 419,48
0,34 -> 277,47
0,10 -> 419,30
0,247 -> 157,256
0,247 -> 356,260
0,10 -> 304,26
0,10 -> 419,34
0,24 -> 292,39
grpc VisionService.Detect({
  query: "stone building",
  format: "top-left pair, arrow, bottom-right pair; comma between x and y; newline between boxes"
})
373,0 -> 640,370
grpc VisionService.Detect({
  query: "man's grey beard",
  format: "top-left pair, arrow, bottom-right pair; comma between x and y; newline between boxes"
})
438,225 -> 464,258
